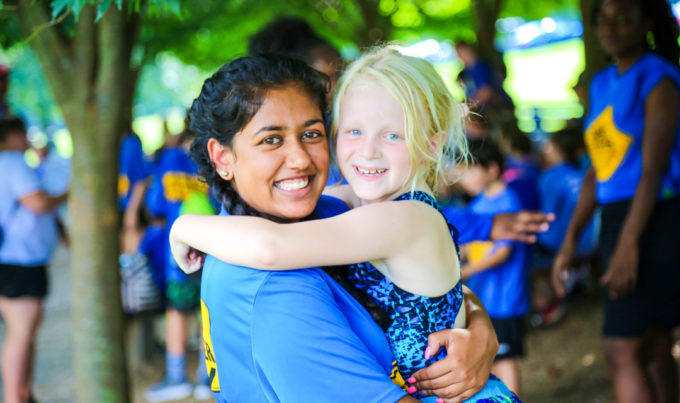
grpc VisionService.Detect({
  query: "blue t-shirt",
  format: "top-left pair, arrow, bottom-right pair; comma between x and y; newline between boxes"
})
464,187 -> 530,318
440,205 -> 493,244
585,52 -> 680,203
138,224 -> 168,290
0,151 -> 58,266
502,156 -> 541,210
118,133 -> 151,210
459,61 -> 493,97
538,163 -> 599,255
145,147 -> 208,283
200,196 -> 406,402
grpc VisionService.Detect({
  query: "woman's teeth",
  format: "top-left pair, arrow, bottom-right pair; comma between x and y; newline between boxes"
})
357,167 -> 386,175
274,177 -> 309,191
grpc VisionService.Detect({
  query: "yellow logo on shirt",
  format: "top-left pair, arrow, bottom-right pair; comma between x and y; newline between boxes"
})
390,360 -> 407,390
201,299 -> 220,392
584,106 -> 633,181
466,241 -> 494,264
162,173 -> 209,202
118,175 -> 130,198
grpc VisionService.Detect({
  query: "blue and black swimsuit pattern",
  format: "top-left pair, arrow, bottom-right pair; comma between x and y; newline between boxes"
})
346,191 -> 521,403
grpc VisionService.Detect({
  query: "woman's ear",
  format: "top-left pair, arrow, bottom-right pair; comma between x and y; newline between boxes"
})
207,138 -> 235,181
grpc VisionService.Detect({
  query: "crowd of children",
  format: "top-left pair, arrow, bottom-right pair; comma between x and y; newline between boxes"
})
117,125 -> 215,401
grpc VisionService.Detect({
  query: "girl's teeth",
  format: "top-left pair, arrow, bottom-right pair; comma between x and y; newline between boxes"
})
275,177 -> 309,191
357,167 -> 386,175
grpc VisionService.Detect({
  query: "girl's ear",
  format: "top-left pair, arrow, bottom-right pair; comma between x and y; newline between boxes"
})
207,138 -> 235,181
428,131 -> 447,155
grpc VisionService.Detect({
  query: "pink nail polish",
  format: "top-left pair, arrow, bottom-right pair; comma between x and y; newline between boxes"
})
407,376 -> 416,384
436,399 -> 444,403
407,386 -> 417,394
424,347 -> 432,359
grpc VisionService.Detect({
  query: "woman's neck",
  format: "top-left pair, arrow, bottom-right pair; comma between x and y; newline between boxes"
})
615,48 -> 645,75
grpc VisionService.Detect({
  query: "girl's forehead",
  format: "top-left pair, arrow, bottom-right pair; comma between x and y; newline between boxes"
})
345,76 -> 382,93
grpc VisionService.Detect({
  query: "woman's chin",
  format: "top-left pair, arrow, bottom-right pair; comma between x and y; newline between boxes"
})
264,203 -> 318,223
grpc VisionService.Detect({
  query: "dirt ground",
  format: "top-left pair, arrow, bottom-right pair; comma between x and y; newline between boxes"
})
1,245 -> 678,403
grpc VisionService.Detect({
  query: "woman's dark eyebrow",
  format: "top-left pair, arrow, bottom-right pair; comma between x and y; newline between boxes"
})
255,119 -> 323,135
303,119 -> 324,127
255,125 -> 284,134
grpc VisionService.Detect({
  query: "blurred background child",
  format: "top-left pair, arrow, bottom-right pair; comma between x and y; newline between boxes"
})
459,138 -> 530,397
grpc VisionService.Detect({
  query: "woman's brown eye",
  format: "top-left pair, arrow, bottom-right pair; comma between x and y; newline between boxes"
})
303,131 -> 324,140
262,136 -> 281,145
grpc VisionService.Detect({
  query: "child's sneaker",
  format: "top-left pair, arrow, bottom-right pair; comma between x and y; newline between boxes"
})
144,379 -> 192,402
193,382 -> 213,400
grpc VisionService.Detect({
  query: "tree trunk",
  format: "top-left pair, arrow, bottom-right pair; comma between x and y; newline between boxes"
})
473,0 -> 503,65
355,0 -> 393,47
15,3 -> 139,402
579,0 -> 608,111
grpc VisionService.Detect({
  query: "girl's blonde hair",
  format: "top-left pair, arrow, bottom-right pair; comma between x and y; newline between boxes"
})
330,46 -> 469,193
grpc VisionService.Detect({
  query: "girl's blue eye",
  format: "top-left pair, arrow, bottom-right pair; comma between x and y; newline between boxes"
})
386,133 -> 400,140
349,129 -> 362,136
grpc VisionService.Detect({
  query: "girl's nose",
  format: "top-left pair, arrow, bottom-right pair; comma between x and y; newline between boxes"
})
358,135 -> 381,159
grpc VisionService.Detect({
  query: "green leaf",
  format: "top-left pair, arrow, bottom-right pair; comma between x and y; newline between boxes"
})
115,0 -> 122,9
95,0 -> 113,21
51,0 -> 71,21
72,0 -> 84,20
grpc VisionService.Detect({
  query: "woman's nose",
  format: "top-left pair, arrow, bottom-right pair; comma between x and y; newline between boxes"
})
285,139 -> 312,170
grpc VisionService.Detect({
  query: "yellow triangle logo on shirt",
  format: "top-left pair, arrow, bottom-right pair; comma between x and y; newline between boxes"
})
584,106 -> 634,181
466,241 -> 494,264
201,299 -> 220,392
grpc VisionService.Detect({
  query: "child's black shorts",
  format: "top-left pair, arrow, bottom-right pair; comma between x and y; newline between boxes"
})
0,263 -> 48,298
599,196 -> 680,338
491,316 -> 525,360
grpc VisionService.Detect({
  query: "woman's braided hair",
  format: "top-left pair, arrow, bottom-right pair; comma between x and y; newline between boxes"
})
187,54 -> 329,216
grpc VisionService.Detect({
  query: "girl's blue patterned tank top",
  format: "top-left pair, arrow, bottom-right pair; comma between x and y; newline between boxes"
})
346,190 -> 464,380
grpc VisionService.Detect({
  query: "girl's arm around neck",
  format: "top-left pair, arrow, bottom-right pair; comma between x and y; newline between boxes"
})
170,200 -> 460,296
322,184 -> 359,208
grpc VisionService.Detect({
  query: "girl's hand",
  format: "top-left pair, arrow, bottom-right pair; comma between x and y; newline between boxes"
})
169,236 -> 205,274
601,242 -> 639,299
551,240 -> 575,298
408,326 -> 497,402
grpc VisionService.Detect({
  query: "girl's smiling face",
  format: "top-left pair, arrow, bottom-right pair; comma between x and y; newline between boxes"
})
213,84 -> 329,221
335,79 -> 413,204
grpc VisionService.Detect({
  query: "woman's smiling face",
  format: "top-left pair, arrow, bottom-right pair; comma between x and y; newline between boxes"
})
219,84 -> 329,221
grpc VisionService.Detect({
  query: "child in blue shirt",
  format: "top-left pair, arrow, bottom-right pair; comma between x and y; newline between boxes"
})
538,129 -> 599,256
459,138 -> 529,397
